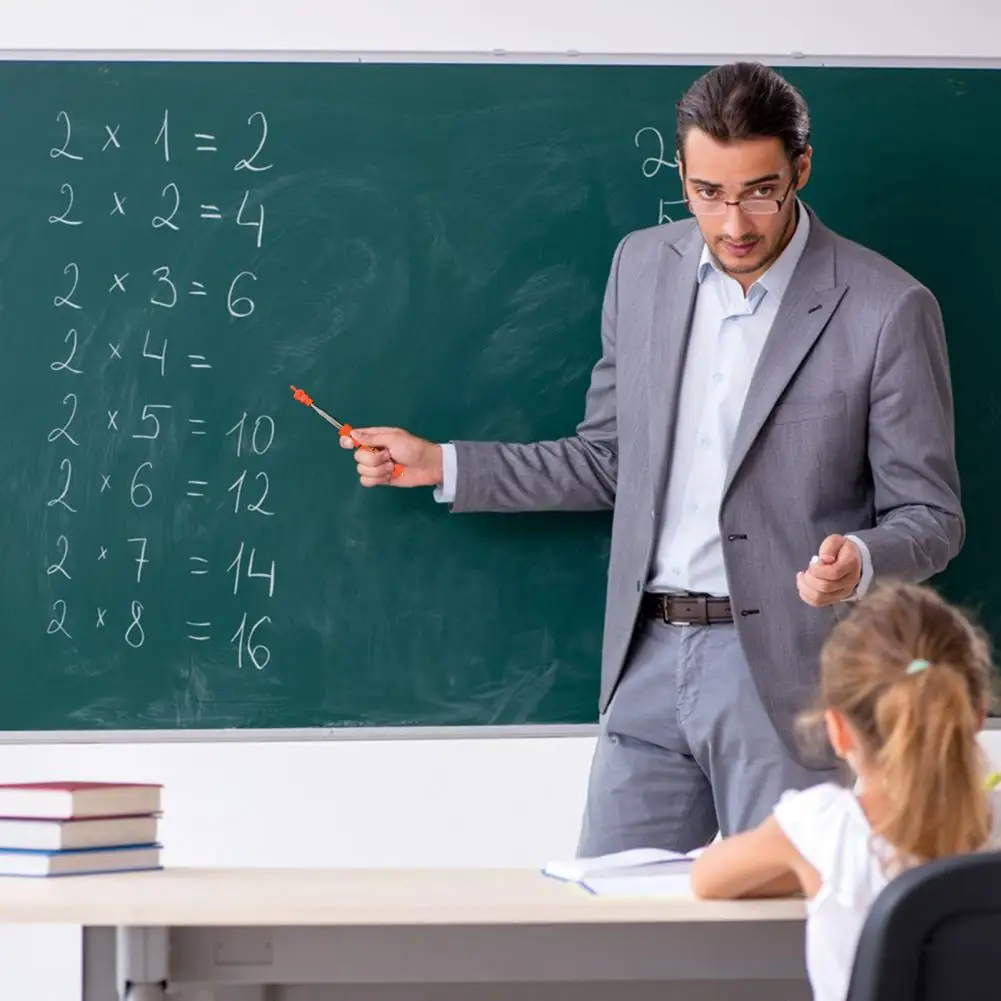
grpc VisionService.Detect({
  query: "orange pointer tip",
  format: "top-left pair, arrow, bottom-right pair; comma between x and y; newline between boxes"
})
291,392 -> 403,479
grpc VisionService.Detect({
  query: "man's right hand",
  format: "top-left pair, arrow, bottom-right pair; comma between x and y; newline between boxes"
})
339,427 -> 443,489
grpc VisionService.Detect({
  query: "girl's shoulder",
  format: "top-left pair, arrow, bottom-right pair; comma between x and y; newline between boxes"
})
772,781 -> 870,877
773,780 -> 860,828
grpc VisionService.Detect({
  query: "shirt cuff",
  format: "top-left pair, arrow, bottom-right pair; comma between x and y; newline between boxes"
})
843,534 -> 873,601
432,443 -> 457,504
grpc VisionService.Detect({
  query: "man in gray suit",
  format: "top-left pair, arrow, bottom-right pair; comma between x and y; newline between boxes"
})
342,63 -> 964,855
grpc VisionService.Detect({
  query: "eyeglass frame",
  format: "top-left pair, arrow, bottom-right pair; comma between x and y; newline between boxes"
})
680,166 -> 801,218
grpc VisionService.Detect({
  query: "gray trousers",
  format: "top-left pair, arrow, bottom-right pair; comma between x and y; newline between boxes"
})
577,618 -> 842,856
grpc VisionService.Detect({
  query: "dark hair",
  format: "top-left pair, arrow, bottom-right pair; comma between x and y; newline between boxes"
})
675,62 -> 810,164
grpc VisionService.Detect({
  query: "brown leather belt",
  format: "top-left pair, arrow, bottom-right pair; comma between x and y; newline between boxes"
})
642,592 -> 733,625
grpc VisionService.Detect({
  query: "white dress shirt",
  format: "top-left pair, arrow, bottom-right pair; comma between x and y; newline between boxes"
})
435,204 -> 872,599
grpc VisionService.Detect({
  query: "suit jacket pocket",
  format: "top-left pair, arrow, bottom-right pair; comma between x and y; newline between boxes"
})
771,392 -> 846,426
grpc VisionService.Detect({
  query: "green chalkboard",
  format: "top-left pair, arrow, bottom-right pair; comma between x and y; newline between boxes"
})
2,60 -> 999,732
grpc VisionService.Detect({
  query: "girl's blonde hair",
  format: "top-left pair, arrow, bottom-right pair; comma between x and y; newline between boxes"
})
816,580 -> 996,865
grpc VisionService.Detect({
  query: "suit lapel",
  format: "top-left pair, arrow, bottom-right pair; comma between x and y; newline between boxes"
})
721,219 -> 849,502
647,228 -> 702,504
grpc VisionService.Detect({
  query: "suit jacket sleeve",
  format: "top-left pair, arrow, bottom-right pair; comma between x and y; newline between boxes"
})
848,284 -> 965,579
447,235 -> 627,513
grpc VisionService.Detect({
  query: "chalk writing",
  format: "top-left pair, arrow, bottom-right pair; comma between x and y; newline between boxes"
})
234,112 -> 273,173
152,182 -> 180,230
125,600 -> 146,648
231,612 -> 272,670
48,183 -> 82,226
47,599 -> 71,638
142,331 -> 167,376
128,537 -> 149,583
226,412 -> 275,456
50,111 -> 83,161
46,457 -> 77,513
42,105 -> 277,672
129,462 -> 154,509
226,541 -> 276,598
47,392 -> 79,446
47,534 -> 72,580
227,270 -> 257,317
236,190 -> 265,247
132,404 -> 171,440
633,125 -> 688,224
53,262 -> 81,309
50,329 -> 83,374
227,470 -> 274,517
155,109 -> 170,162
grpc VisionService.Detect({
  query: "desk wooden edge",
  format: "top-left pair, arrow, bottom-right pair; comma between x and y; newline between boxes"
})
0,866 -> 809,926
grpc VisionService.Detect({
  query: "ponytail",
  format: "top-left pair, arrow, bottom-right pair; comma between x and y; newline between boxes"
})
873,663 -> 990,866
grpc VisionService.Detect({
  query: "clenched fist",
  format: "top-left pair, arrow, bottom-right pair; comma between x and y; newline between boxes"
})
339,427 -> 444,489
796,534 -> 862,607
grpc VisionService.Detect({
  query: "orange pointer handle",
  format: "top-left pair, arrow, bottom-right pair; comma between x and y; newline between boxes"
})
339,424 -> 404,479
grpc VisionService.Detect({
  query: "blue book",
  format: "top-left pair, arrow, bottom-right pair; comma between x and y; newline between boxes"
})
0,842 -> 163,877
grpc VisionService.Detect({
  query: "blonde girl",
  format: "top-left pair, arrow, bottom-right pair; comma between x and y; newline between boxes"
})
690,580 -> 1000,1001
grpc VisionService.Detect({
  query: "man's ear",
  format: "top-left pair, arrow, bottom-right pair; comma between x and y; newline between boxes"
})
794,146 -> 813,190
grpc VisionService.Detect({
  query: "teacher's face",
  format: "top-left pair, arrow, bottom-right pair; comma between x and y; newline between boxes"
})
679,129 -> 811,285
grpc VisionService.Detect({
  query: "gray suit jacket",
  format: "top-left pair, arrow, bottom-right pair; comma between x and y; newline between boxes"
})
447,206 -> 964,763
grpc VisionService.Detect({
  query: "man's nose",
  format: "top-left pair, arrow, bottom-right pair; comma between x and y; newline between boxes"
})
721,201 -> 753,236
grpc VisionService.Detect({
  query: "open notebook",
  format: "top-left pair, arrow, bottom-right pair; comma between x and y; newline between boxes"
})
542,846 -> 703,897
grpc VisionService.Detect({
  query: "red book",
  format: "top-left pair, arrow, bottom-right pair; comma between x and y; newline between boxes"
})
0,782 -> 162,819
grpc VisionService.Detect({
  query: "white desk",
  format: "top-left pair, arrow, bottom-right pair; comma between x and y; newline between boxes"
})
0,867 -> 810,1001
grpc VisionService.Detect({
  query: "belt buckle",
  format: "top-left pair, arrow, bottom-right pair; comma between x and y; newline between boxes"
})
663,594 -> 695,627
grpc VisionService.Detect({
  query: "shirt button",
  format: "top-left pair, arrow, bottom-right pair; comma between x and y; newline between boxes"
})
700,437 -> 712,448
672,566 -> 682,576
712,372 -> 723,384
689,501 -> 699,512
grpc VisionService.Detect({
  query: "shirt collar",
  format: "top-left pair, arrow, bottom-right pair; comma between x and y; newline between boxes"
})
697,199 -> 811,303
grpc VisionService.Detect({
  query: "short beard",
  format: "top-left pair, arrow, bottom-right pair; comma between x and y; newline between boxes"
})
710,204 -> 797,278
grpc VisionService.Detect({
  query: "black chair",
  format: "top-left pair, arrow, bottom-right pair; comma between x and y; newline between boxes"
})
845,850 -> 1001,1001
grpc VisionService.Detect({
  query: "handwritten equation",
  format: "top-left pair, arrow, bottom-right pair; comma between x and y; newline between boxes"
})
633,125 -> 687,224
44,108 -> 276,672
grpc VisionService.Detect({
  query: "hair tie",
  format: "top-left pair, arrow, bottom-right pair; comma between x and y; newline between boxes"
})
906,658 -> 931,675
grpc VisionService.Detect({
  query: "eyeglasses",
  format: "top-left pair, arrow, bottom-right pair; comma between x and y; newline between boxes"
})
685,178 -> 797,218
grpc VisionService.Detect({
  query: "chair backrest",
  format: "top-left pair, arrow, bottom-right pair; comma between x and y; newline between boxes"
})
846,850 -> 1001,1001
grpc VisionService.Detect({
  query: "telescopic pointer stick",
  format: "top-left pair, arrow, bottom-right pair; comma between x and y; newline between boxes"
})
290,386 -> 403,479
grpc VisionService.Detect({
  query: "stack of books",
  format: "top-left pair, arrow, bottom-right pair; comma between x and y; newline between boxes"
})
0,781 -> 163,877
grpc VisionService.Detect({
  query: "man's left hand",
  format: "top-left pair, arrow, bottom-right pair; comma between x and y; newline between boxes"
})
796,534 -> 861,607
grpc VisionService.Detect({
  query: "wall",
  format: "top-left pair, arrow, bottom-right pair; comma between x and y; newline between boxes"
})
1,0 -> 1000,60
1,2 -> 999,999
0,736 -> 597,867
